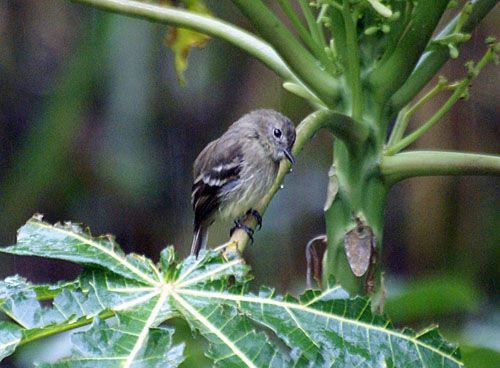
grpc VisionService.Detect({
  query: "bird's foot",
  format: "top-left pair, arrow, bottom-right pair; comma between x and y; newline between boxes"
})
246,209 -> 262,230
230,220 -> 254,243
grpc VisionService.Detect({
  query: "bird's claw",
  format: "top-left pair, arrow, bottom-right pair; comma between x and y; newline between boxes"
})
230,220 -> 254,243
246,209 -> 262,230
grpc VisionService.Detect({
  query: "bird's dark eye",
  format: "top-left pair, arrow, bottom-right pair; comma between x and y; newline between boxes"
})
273,128 -> 282,138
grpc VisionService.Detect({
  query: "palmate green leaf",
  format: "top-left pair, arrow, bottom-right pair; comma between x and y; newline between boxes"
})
0,214 -> 161,286
0,216 -> 465,367
172,264 -> 464,368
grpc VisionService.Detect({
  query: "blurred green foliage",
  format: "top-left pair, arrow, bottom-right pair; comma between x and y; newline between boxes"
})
385,274 -> 480,322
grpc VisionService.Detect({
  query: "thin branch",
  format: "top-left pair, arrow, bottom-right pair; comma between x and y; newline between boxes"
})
386,85 -> 465,155
71,0 -> 317,99
316,3 -> 329,23
385,42 -> 498,156
381,151 -> 500,185
231,0 -> 340,106
390,0 -> 498,112
225,110 -> 369,255
387,76 -> 450,146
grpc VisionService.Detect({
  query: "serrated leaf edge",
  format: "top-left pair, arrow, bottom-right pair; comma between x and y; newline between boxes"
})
30,221 -> 161,287
174,288 -> 464,367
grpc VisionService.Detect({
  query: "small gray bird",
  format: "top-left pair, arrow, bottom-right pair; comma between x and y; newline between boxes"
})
191,109 -> 296,257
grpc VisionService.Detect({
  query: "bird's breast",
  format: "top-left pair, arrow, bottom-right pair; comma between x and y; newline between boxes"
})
219,159 -> 278,220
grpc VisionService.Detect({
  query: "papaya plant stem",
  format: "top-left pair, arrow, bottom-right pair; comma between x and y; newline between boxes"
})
369,0 -> 449,103
342,0 -> 362,121
277,0 -> 317,48
226,110 -> 368,254
390,0 -> 498,112
71,0 -> 309,97
381,151 -> 500,184
231,0 -> 340,106
277,0 -> 335,74
385,43 -> 498,156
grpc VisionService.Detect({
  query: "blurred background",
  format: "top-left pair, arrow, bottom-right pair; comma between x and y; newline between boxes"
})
0,1 -> 498,367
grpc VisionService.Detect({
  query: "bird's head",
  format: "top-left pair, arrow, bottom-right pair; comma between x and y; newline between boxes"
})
248,109 -> 296,164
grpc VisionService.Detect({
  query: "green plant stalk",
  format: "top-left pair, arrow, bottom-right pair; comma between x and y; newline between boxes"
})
386,44 -> 497,155
71,0 -> 315,99
390,0 -> 498,112
369,0 -> 449,103
386,77 -> 449,146
277,0 -> 336,74
299,0 -> 327,48
342,0 -> 362,121
226,110 -> 369,254
386,105 -> 410,147
231,0 -> 340,106
328,5 -> 347,67
377,1 -> 414,68
277,0 -> 317,50
381,151 -> 500,184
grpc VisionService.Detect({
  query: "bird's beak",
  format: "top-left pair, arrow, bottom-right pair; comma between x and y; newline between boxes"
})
283,148 -> 295,165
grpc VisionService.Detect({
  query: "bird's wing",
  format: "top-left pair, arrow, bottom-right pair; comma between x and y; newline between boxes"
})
191,140 -> 244,226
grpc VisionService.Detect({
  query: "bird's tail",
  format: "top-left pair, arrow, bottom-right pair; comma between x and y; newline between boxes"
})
191,225 -> 209,258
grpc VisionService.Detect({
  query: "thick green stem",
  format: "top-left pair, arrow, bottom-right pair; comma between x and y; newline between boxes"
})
381,151 -> 500,185
390,0 -> 498,111
231,0 -> 340,106
342,0 -> 363,121
71,0 -> 307,92
323,133 -> 388,303
369,0 -> 449,103
227,110 -> 368,254
277,0 -> 335,74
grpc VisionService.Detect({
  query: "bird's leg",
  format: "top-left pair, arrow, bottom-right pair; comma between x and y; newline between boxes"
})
230,220 -> 254,243
245,209 -> 262,230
